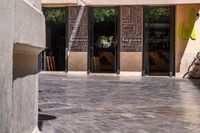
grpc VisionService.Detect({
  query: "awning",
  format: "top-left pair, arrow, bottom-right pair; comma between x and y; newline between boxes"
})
42,0 -> 78,7
42,0 -> 200,6
81,0 -> 200,5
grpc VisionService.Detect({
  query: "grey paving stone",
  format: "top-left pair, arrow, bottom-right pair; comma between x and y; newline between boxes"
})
38,73 -> 200,133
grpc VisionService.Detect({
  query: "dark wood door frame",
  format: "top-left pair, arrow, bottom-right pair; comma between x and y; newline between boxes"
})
65,7 -> 69,72
87,6 -> 121,74
87,7 -> 92,74
116,6 -> 121,75
142,6 -> 149,76
142,6 -> 175,76
169,6 -> 176,77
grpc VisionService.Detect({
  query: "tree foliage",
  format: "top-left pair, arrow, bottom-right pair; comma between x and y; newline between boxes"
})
43,8 -> 65,24
93,8 -> 116,23
147,7 -> 170,23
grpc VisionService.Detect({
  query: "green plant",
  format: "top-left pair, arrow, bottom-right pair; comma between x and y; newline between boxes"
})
93,8 -> 116,23
43,8 -> 65,24
147,7 -> 170,23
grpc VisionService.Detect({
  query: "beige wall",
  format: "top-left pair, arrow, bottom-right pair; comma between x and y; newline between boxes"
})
176,4 -> 200,74
68,52 -> 143,72
120,52 -> 142,71
68,52 -> 87,71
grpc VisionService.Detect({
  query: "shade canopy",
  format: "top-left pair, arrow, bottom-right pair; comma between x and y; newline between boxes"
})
42,0 -> 200,6
81,0 -> 200,5
42,0 -> 78,6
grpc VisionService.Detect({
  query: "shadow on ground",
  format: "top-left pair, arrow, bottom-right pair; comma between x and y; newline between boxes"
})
189,78 -> 200,89
38,113 -> 57,131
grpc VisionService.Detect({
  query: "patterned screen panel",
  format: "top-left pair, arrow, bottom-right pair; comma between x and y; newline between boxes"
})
121,6 -> 143,52
69,7 -> 88,52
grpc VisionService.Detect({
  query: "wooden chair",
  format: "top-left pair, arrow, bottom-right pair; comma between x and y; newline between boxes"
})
93,57 -> 100,71
45,56 -> 56,71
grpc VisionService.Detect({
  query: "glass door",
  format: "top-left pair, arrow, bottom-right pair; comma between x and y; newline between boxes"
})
143,6 -> 175,76
90,7 -> 118,73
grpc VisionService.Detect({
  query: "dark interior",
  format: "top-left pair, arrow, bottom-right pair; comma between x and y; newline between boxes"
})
91,7 -> 117,73
43,8 -> 66,71
145,7 -> 171,76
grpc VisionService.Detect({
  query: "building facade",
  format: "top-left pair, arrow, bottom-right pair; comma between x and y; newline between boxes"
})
42,0 -> 200,77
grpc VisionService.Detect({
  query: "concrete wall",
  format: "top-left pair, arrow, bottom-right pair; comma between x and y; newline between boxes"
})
68,52 -> 87,71
0,0 -> 45,133
0,0 -> 15,132
175,4 -> 200,74
29,0 -> 42,9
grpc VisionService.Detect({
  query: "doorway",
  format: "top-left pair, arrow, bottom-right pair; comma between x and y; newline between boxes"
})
88,7 -> 120,73
43,8 -> 67,71
143,6 -> 175,76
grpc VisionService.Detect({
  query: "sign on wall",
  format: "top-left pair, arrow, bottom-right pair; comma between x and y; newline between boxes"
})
69,7 -> 88,52
121,6 -> 143,52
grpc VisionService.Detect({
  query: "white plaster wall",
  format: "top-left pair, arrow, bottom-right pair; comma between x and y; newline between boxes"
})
0,0 -> 45,133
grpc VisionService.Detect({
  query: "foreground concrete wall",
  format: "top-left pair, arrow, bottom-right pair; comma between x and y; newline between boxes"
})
28,0 -> 42,10
12,45 -> 42,133
175,4 -> 200,74
0,0 -> 14,132
15,0 -> 45,46
0,0 -> 45,133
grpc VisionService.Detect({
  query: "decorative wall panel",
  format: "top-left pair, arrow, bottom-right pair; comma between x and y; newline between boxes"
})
121,6 -> 143,52
69,7 -> 88,52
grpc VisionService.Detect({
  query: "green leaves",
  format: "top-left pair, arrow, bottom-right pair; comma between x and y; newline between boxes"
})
147,7 -> 170,23
43,8 -> 65,24
93,8 -> 116,23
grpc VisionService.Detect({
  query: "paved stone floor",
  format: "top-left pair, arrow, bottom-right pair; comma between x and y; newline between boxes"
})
38,72 -> 200,133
